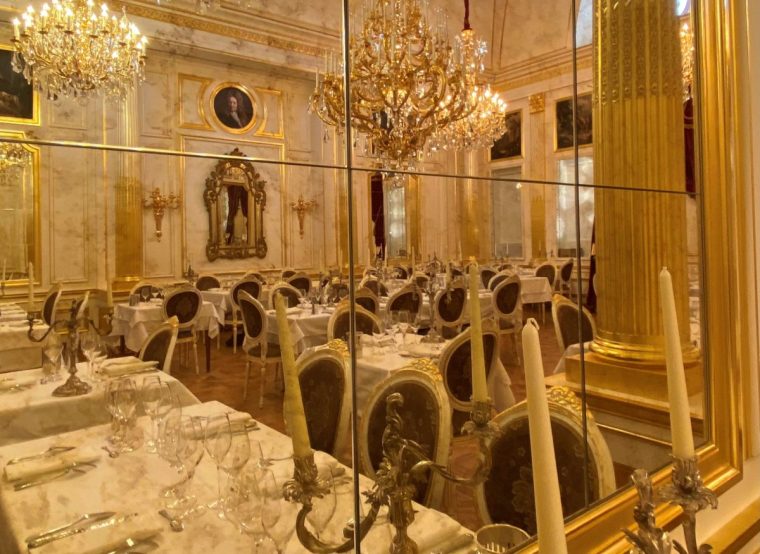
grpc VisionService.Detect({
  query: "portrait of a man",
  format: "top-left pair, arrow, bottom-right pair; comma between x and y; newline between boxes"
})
212,85 -> 254,132
0,48 -> 35,122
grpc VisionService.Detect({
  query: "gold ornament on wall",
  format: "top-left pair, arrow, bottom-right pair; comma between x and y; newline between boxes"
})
290,193 -> 316,239
143,188 -> 181,241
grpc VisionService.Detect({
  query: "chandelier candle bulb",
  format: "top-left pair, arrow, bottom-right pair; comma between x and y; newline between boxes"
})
659,267 -> 695,459
468,264 -> 488,403
275,292 -> 312,459
522,319 -> 568,553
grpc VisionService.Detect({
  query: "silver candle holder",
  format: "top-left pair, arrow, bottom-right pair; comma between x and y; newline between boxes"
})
623,456 -> 717,554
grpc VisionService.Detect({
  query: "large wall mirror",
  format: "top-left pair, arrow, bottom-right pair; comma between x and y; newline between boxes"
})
0,0 -> 746,551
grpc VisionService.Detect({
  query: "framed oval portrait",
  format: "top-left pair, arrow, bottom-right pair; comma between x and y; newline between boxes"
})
210,83 -> 256,134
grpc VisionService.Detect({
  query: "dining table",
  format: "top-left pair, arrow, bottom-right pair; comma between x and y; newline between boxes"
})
264,305 -> 333,352
0,362 -> 199,447
0,400 -> 474,553
111,299 -> 224,372
0,303 -> 46,373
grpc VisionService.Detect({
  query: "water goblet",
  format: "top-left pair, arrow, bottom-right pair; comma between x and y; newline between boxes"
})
41,333 -> 63,384
223,464 -> 265,551
141,376 -> 168,453
204,414 -> 232,516
259,469 -> 291,553
80,329 -> 99,381
140,287 -> 150,304
306,465 -> 337,540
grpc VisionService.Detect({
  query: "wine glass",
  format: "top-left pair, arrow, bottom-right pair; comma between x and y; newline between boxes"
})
223,463 -> 265,551
141,376 -> 167,453
107,378 -> 138,452
41,332 -> 63,384
151,287 -> 160,302
80,329 -> 98,381
397,310 -> 410,341
140,286 -> 150,303
204,414 -> 232,516
162,416 -> 205,520
259,469 -> 291,553
219,420 -> 251,476
306,465 -> 336,540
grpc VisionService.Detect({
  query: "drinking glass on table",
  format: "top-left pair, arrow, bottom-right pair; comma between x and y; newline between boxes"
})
397,310 -> 411,340
306,465 -> 337,540
141,377 -> 171,453
140,287 -> 151,303
106,378 -> 139,452
223,463 -> 266,551
41,332 -> 63,384
160,415 -> 206,521
80,329 -> 99,380
204,414 -> 232,516
259,468 -> 292,553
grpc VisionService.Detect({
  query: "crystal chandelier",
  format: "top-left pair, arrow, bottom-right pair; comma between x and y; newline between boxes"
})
309,0 -> 483,172
0,143 -> 30,171
429,20 -> 507,152
11,0 -> 147,99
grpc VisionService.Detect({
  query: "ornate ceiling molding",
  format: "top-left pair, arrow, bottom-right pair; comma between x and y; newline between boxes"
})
493,45 -> 592,91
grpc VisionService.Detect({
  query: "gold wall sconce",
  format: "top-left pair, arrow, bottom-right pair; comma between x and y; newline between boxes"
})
144,188 -> 181,241
290,193 -> 317,238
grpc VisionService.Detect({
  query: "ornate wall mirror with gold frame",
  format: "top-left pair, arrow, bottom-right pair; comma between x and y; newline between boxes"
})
203,148 -> 267,261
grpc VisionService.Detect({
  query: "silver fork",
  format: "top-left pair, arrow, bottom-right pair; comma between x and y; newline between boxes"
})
7,446 -> 76,465
13,462 -> 97,491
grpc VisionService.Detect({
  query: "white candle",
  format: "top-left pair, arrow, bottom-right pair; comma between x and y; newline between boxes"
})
522,319 -> 568,553
659,267 -> 695,459
468,264 -> 488,403
27,263 -> 34,312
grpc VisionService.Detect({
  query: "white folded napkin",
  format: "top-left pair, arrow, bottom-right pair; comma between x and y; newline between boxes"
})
100,356 -> 141,368
269,451 -> 340,483
0,376 -> 37,391
408,507 -> 463,552
101,361 -> 158,377
35,513 -> 163,554
286,307 -> 301,315
199,411 -> 254,439
4,446 -> 101,482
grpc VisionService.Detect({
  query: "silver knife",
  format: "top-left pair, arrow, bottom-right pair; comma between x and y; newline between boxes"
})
27,512 -> 139,549
26,512 -> 116,547
7,445 -> 76,465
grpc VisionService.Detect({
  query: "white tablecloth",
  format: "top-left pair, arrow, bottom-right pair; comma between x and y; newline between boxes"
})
265,307 -> 332,351
519,275 -> 554,304
0,364 -> 199,447
0,401 -> 470,554
0,304 -> 46,372
354,335 -> 515,413
200,289 -> 232,314
111,300 -> 224,352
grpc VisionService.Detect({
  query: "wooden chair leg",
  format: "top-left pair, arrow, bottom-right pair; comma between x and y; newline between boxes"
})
232,321 -> 238,354
243,359 -> 250,400
193,337 -> 199,374
259,361 -> 266,409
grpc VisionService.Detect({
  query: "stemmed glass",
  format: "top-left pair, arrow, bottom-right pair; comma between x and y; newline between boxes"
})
80,329 -> 98,381
204,414 -> 232,516
216,420 -> 251,519
140,287 -> 150,303
223,463 -> 266,551
141,378 -> 174,453
259,469 -> 292,553
106,378 -> 139,452
41,332 -> 63,384
397,310 -> 411,341
159,415 -> 205,521
306,465 -> 337,540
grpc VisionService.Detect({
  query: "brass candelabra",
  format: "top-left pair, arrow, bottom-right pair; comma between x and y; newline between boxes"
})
284,392 -> 497,553
144,188 -> 181,242
26,298 -> 113,397
623,458 -> 718,554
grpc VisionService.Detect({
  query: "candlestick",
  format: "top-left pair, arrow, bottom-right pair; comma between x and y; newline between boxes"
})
522,319 -> 568,554
27,262 -> 34,312
659,267 -> 695,459
275,292 -> 312,458
468,264 -> 488,403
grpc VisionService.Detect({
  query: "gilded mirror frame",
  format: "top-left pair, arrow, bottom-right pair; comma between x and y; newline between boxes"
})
0,131 -> 40,290
203,148 -> 267,261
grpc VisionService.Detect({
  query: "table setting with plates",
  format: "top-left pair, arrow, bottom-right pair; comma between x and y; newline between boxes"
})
0,358 -> 199,448
0,302 -> 46,372
0,399 -> 473,554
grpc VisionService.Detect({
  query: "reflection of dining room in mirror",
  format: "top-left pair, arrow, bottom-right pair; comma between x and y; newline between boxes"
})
0,0 -> 757,552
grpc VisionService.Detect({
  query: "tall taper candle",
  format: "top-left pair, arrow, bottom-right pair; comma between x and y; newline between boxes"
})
275,292 -> 312,458
659,267 -> 695,459
522,319 -> 567,553
27,263 -> 34,312
468,264 -> 488,403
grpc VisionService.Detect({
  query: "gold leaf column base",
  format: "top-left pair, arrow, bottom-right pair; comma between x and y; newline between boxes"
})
565,351 -> 703,403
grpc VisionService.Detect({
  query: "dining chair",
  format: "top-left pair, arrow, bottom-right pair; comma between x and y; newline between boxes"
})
327,303 -> 382,341
386,284 -> 422,320
269,282 -> 302,309
492,275 -> 523,364
480,266 -> 497,289
359,366 -> 451,509
297,347 -> 349,457
438,320 -> 499,435
413,272 -> 430,290
360,277 -> 388,297
195,274 -> 221,291
238,291 -> 282,407
281,268 -> 297,279
243,270 -> 266,284
450,266 -> 464,278
393,266 -> 409,279
129,281 -> 161,299
224,277 -> 264,353
431,284 -> 467,339
138,317 -> 179,374
355,287 -> 380,315
487,271 -> 511,291
534,262 -> 557,323
161,286 -> 202,374
473,387 -> 615,534
551,293 -> 596,352
287,272 -> 312,295
558,258 -> 574,298
40,283 -> 63,326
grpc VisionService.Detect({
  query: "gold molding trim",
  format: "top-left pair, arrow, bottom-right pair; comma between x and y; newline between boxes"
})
528,93 -> 545,114
109,0 -> 327,58
0,44 -> 40,127
253,87 -> 285,139
208,82 -> 258,135
493,46 -> 593,92
177,73 -> 213,131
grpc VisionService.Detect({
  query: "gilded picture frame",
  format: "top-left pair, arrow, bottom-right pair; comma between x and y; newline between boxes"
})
0,44 -> 39,126
555,93 -> 592,151
209,82 -> 256,134
490,109 -> 523,161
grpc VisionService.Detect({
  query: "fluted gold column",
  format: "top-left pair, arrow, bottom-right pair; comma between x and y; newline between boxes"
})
566,0 -> 700,400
